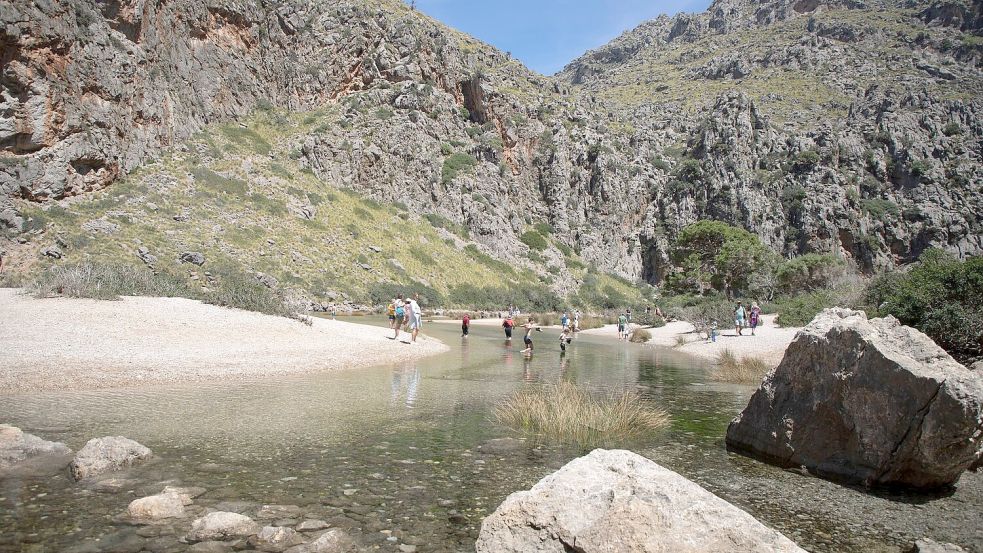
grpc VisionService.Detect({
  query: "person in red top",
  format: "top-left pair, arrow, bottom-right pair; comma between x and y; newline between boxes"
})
502,316 -> 514,341
462,313 -> 471,337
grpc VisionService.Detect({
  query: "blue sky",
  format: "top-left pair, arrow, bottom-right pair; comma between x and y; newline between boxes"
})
412,0 -> 712,75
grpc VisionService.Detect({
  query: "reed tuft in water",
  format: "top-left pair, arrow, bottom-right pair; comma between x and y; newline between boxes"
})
494,381 -> 668,447
712,349 -> 770,384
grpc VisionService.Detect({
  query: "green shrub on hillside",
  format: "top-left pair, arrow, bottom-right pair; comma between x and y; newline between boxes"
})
667,220 -> 771,297
534,222 -> 554,236
441,153 -> 478,185
865,249 -> 982,362
863,198 -> 899,219
520,230 -> 548,251
775,253 -> 844,293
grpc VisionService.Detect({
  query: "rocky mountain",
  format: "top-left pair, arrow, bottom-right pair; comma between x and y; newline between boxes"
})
1,0 -> 980,303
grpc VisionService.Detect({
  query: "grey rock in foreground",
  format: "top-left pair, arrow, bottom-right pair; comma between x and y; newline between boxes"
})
248,526 -> 304,553
69,436 -> 152,481
284,529 -> 353,553
475,448 -> 804,553
727,308 -> 983,490
187,512 -> 260,543
0,424 -> 72,471
127,491 -> 186,522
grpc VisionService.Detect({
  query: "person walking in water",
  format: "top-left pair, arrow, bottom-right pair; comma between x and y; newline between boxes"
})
392,295 -> 406,341
520,317 -> 540,354
502,315 -> 514,341
462,313 -> 470,338
559,325 -> 573,352
734,301 -> 746,336
749,302 -> 762,336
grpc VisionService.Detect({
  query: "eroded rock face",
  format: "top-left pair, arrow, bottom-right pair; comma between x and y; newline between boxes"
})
475,448 -> 805,553
69,436 -> 152,481
726,308 -> 983,490
187,512 -> 260,543
0,424 -> 72,471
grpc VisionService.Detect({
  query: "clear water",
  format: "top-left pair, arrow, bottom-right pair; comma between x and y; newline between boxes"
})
1,318 -> 980,553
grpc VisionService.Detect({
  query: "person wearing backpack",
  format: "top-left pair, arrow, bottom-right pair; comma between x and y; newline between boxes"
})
392,294 -> 406,341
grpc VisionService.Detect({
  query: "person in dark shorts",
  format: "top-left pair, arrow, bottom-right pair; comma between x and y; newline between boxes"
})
462,313 -> 470,337
520,317 -> 540,354
503,316 -> 514,340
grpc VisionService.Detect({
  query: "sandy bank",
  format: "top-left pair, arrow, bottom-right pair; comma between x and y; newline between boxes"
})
0,288 -> 448,394
581,314 -> 800,367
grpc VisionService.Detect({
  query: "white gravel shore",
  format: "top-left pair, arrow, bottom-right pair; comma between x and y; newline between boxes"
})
580,314 -> 800,367
0,288 -> 448,394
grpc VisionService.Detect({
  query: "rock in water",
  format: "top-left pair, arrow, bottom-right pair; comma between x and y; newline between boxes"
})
69,436 -> 152,481
475,449 -> 804,553
726,308 -> 983,490
248,526 -> 304,553
187,512 -> 260,542
911,538 -> 968,552
0,424 -> 72,470
127,491 -> 186,521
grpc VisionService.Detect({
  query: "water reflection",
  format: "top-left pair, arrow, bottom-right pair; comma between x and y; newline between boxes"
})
390,364 -> 421,408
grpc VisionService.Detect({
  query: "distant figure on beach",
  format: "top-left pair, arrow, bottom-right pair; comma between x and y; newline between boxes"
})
573,310 -> 580,331
462,313 -> 470,337
734,301 -> 746,336
749,302 -> 762,336
559,325 -> 573,352
626,307 -> 632,322
618,313 -> 628,341
387,297 -> 397,329
561,312 -> 569,330
405,293 -> 422,343
393,294 -> 406,340
520,317 -> 540,354
503,315 -> 514,340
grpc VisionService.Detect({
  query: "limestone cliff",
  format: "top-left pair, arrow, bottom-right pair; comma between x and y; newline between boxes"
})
2,0 -> 980,290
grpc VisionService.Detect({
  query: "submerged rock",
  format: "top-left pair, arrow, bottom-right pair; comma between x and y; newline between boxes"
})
248,526 -> 305,552
726,308 -> 983,490
911,538 -> 968,552
127,491 -> 186,522
187,512 -> 260,542
285,529 -> 354,553
295,520 -> 330,532
475,448 -> 804,553
0,424 -> 72,472
69,436 -> 153,481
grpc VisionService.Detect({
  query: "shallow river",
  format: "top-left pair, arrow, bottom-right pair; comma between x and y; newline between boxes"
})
1,318 -> 980,552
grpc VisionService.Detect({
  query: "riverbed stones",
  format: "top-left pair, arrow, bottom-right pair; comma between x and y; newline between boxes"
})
187,512 -> 260,542
69,436 -> 153,481
256,504 -> 304,519
187,541 -> 233,553
127,491 -> 186,521
296,520 -> 330,532
912,538 -> 968,552
726,308 -> 983,490
0,424 -> 72,471
248,526 -> 305,552
475,448 -> 805,553
285,529 -> 354,553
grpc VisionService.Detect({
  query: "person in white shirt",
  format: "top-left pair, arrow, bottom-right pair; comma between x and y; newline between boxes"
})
405,293 -> 423,343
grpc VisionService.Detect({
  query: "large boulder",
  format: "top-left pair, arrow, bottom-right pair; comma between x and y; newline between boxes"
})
0,424 -> 72,472
475,449 -> 804,553
127,491 -> 187,522
69,436 -> 153,481
187,512 -> 261,542
726,308 -> 983,490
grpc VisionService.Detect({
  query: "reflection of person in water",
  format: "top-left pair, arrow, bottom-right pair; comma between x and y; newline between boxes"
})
390,365 -> 421,407
523,356 -> 535,382
503,341 -> 513,367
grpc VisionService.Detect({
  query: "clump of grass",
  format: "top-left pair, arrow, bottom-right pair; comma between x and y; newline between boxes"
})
674,334 -> 690,348
629,328 -> 651,343
31,262 -> 194,300
495,381 -> 669,448
712,349 -> 770,384
29,262 -> 309,323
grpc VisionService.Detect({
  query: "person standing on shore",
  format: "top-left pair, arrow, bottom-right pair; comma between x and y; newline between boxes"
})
387,297 -> 397,330
392,295 -> 406,341
561,312 -> 569,330
734,301 -> 746,336
626,307 -> 632,323
405,293 -> 422,343
573,310 -> 580,332
749,302 -> 761,336
503,315 -> 514,341
618,312 -> 628,341
462,313 -> 470,338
